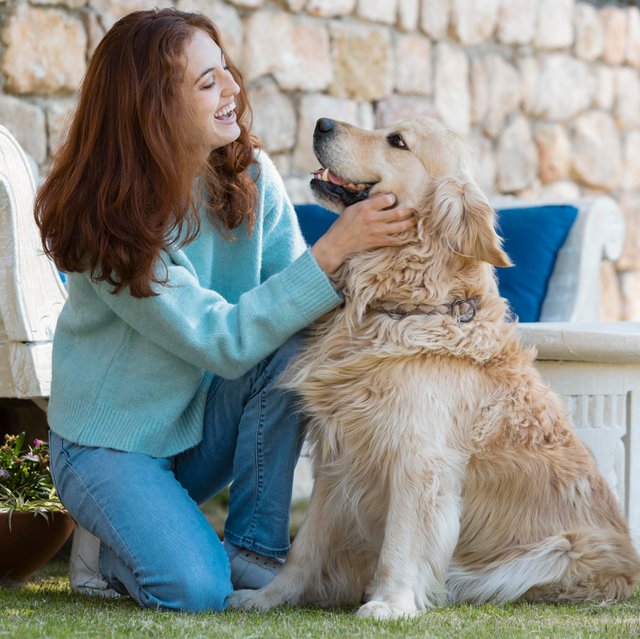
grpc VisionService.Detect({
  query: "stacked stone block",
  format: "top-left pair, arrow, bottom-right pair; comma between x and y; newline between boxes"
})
1,0 -> 640,319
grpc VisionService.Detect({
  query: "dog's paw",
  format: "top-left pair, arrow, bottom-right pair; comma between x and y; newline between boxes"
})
227,589 -> 277,611
356,600 -> 419,620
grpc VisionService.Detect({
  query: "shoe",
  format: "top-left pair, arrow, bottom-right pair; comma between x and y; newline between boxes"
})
223,539 -> 284,590
69,524 -> 121,598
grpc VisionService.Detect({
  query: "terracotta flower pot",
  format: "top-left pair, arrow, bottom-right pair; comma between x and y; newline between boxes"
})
0,510 -> 74,587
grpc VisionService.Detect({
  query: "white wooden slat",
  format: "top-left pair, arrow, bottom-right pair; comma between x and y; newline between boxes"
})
0,125 -> 67,344
0,341 -> 17,397
7,341 -> 52,398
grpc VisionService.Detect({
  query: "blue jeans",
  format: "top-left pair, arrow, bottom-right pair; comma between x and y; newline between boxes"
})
48,333 -> 305,612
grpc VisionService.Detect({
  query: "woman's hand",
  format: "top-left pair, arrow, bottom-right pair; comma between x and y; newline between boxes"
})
311,193 -> 416,275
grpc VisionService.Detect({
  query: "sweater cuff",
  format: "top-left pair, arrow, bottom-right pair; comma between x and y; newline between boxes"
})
288,249 -> 343,320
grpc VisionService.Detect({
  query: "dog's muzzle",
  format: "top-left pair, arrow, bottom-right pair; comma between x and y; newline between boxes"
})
311,118 -> 378,207
310,174 -> 375,206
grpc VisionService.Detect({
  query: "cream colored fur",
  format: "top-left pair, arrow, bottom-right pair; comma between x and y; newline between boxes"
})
228,117 -> 640,619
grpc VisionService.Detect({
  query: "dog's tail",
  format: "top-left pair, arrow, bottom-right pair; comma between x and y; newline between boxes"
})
447,528 -> 640,604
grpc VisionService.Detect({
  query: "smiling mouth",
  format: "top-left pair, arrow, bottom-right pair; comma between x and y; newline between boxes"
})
214,100 -> 236,121
310,167 -> 377,206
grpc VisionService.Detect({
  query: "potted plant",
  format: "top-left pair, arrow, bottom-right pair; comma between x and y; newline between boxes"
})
0,432 -> 74,587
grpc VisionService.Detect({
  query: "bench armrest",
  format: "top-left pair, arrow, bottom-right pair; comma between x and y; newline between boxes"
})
0,125 -> 66,399
517,322 -> 640,363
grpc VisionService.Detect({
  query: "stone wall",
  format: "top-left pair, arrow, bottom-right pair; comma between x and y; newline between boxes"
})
1,0 -> 640,319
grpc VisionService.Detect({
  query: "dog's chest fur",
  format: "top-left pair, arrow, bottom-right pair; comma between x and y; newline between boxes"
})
287,308 -> 490,466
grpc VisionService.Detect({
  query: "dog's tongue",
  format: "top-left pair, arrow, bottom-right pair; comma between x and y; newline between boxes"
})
311,167 -> 350,186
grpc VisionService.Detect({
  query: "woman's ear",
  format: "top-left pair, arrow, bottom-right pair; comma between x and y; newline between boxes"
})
427,176 -> 513,268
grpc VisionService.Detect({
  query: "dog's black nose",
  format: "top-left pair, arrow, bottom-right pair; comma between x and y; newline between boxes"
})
315,118 -> 335,134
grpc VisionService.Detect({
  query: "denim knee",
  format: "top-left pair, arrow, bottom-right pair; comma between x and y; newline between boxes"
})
140,562 -> 232,613
176,571 -> 231,613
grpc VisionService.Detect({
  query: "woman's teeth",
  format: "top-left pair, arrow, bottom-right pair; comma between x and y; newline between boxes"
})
214,102 -> 236,120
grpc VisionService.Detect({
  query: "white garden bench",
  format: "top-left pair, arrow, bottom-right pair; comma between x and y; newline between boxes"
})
1,124 -> 639,545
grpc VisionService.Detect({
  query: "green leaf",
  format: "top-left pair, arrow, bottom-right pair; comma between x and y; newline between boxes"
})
14,432 -> 26,455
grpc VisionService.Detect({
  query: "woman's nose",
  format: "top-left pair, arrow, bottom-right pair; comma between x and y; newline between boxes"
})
222,72 -> 240,96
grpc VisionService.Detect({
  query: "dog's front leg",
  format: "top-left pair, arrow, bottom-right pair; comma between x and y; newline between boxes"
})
358,449 -> 466,620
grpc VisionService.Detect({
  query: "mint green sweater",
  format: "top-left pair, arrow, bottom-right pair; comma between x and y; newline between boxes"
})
47,152 -> 341,457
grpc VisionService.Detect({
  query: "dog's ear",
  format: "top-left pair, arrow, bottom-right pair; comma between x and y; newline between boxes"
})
427,176 -> 513,267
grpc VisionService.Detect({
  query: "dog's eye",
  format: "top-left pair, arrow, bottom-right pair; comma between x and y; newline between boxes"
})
387,133 -> 408,150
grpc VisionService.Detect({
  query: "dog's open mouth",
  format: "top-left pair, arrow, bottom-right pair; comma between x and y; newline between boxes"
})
310,167 -> 377,206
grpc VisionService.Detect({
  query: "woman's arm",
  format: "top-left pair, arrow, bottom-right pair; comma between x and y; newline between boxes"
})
89,248 -> 340,380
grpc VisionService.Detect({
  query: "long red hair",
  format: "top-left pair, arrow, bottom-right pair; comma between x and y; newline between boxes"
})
35,8 -> 260,297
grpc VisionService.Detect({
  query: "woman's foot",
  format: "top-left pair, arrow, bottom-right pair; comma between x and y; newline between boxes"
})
223,539 -> 284,590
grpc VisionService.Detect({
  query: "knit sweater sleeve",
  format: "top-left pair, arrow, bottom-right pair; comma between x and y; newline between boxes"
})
257,151 -> 309,281
88,248 -> 341,380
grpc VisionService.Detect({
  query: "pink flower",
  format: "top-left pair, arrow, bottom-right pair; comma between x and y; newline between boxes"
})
33,439 -> 43,447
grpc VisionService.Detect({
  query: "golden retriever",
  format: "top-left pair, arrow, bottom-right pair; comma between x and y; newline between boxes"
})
228,116 -> 640,619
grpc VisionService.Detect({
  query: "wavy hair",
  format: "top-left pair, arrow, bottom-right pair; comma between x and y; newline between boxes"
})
35,8 -> 260,297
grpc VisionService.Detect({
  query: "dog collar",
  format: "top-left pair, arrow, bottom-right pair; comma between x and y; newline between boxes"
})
369,296 -> 479,323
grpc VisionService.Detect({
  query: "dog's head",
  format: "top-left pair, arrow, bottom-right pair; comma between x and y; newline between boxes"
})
311,116 -> 512,268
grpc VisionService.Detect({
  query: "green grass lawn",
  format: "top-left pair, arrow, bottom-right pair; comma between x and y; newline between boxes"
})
1,560 -> 639,639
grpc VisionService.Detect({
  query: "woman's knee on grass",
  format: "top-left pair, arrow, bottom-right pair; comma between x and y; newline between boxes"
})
139,561 -> 232,613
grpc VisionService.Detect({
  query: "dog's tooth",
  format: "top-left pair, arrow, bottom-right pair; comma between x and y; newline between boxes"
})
322,168 -> 329,182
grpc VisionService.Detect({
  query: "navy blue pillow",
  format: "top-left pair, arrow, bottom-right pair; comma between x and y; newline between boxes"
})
293,203 -> 578,323
496,205 -> 577,322
295,204 -> 339,246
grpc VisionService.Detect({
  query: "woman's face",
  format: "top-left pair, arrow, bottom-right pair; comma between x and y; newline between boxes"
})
183,29 -> 241,158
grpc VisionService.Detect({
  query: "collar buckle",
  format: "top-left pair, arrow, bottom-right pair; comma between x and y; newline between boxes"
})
451,298 -> 477,323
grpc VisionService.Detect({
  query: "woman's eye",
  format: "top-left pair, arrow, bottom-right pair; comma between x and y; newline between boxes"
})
387,134 -> 408,149
202,81 -> 215,90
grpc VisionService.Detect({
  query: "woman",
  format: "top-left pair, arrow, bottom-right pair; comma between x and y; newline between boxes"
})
35,8 -> 415,612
